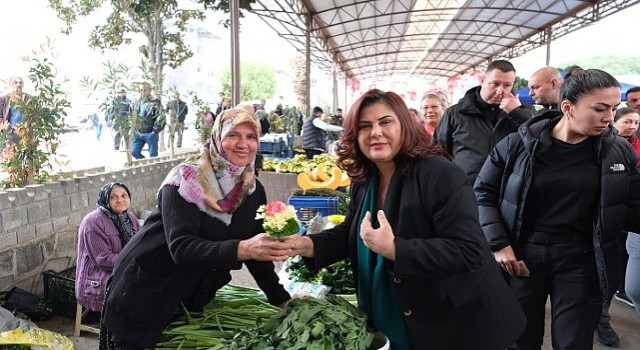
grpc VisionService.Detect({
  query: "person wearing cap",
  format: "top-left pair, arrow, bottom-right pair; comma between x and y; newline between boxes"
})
109,88 -> 133,151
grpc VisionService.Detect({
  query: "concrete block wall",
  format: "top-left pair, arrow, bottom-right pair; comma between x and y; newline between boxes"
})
0,154 -> 191,295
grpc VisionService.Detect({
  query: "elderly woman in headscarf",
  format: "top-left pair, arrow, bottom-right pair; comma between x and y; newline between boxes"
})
76,183 -> 140,318
98,107 -> 292,350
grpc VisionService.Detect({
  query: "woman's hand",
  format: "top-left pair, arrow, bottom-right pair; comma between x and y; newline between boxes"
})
278,298 -> 292,308
360,210 -> 395,260
237,233 -> 291,261
282,235 -> 315,258
494,245 -> 521,276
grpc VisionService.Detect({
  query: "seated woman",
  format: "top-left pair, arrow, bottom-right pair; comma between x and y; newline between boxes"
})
75,182 -> 140,316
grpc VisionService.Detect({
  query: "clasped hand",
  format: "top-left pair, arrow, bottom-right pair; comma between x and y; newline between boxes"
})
360,210 -> 396,260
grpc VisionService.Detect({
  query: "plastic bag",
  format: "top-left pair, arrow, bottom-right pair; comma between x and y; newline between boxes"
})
0,288 -> 54,321
278,258 -> 331,299
1,288 -> 54,321
0,328 -> 74,350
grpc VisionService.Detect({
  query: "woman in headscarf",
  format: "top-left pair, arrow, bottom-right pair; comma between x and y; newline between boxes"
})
76,183 -> 140,316
98,107 -> 291,350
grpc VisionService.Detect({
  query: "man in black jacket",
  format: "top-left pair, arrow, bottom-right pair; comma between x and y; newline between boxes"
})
132,83 -> 163,159
528,67 -> 562,112
166,92 -> 188,148
434,60 -> 534,185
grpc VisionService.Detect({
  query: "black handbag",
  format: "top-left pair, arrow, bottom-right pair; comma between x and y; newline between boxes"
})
0,287 -> 54,321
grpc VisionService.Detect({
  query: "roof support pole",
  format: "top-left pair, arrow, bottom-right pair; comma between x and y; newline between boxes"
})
545,27 -> 552,66
305,11 -> 311,118
230,0 -> 241,105
332,67 -> 338,114
344,79 -> 348,113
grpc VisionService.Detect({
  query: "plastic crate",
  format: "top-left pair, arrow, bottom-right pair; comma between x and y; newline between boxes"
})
43,267 -> 77,319
288,196 -> 342,222
259,139 -> 284,154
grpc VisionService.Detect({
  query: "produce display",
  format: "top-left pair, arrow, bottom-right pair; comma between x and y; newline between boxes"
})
156,285 -> 279,349
157,285 -> 375,350
225,295 -> 374,350
261,154 -> 351,190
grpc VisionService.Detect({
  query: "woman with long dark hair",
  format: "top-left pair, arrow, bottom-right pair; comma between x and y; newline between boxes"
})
284,89 -> 525,349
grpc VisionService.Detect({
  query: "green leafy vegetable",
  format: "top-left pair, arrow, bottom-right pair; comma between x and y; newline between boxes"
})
224,295 -> 374,350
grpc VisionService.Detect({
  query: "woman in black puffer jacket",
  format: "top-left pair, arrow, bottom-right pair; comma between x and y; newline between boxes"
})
474,68 -> 640,349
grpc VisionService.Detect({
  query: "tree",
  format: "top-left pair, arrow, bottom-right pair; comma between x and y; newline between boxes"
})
561,56 -> 640,76
80,61 -> 139,165
290,54 -> 307,118
48,0 -> 256,104
219,62 -> 277,101
0,57 -> 70,188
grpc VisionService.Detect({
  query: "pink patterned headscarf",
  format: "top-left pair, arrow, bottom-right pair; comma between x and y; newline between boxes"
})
161,107 -> 260,225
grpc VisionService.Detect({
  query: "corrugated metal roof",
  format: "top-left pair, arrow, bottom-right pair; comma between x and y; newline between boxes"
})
250,0 -> 640,80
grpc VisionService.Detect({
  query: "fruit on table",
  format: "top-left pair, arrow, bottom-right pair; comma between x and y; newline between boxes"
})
298,167 -> 344,189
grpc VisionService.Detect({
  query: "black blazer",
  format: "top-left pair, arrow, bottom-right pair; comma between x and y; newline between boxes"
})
306,156 -> 525,349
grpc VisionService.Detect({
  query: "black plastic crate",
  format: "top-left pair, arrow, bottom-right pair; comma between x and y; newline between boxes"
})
43,267 -> 76,319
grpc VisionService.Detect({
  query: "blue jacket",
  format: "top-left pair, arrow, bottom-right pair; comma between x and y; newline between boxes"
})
474,111 -> 640,299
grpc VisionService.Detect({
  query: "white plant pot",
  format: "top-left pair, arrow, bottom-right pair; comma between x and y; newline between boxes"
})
371,331 -> 390,350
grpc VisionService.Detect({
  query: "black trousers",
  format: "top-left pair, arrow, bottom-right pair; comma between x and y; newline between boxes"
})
510,236 -> 602,350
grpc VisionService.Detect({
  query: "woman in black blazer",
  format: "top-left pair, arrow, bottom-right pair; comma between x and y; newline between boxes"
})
284,89 -> 525,349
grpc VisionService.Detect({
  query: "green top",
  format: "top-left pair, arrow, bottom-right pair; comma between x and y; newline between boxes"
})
356,171 -> 411,349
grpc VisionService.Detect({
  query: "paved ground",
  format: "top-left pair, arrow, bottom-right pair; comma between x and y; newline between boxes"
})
35,264 -> 640,350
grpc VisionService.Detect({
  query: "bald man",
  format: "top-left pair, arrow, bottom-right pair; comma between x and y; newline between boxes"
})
528,67 -> 563,112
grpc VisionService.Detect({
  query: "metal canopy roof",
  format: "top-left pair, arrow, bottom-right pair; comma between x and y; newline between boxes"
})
249,0 -> 639,81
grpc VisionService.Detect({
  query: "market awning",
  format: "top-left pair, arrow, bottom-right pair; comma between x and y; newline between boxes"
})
250,0 -> 640,81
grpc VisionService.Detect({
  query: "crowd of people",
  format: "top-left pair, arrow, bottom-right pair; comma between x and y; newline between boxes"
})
2,60 -> 636,350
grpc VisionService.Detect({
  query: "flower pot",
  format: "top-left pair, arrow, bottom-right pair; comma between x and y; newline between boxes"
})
371,331 -> 390,350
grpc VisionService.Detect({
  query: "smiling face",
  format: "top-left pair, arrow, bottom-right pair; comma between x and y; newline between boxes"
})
613,111 -> 640,137
221,122 -> 259,166
561,87 -> 620,138
357,102 -> 402,167
109,186 -> 131,214
421,96 -> 443,126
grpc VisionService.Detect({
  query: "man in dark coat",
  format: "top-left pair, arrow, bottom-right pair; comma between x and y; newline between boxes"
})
166,92 -> 189,148
434,60 -> 534,184
528,67 -> 562,112
132,83 -> 163,159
